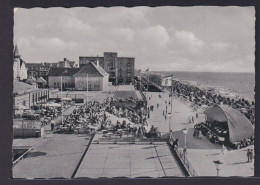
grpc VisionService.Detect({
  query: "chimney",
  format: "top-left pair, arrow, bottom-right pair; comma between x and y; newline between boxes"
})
96,60 -> 99,67
64,58 -> 66,61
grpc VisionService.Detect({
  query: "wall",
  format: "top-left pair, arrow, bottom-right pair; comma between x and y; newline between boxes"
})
117,57 -> 135,84
13,127 -> 44,138
79,57 -> 105,68
75,76 -> 104,91
48,76 -> 75,89
20,63 -> 28,80
14,93 -> 30,109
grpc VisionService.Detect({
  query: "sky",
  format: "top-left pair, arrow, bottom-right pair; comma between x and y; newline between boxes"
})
14,7 -> 255,72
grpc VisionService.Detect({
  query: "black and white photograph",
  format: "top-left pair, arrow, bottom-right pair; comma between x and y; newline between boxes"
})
12,6 -> 255,178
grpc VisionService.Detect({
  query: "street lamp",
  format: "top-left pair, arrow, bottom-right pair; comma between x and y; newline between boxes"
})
141,107 -> 144,124
182,128 -> 188,164
183,128 -> 188,148
167,113 -> 172,132
213,160 -> 223,176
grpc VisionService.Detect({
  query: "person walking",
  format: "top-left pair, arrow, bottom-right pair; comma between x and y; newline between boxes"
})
50,120 -> 55,131
247,149 -> 253,162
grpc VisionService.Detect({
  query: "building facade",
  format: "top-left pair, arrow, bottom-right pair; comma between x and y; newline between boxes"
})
79,52 -> 135,85
13,45 -> 28,81
161,75 -> 173,87
13,81 -> 49,110
26,58 -> 78,80
26,62 -> 54,80
48,62 -> 109,91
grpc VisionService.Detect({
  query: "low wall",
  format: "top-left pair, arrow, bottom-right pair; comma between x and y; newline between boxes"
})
13,127 -> 44,138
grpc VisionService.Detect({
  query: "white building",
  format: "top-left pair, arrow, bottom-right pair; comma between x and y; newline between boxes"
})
161,75 -> 173,87
13,45 -> 28,81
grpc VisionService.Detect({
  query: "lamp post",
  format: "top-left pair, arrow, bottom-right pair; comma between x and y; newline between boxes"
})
86,73 -> 88,105
60,75 -> 64,125
170,75 -> 173,131
167,113 -> 172,132
141,107 -> 144,124
146,70 -> 149,114
183,128 -> 188,164
213,160 -> 223,176
183,128 -> 188,148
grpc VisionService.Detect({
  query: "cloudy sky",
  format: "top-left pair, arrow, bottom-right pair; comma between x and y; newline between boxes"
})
14,7 -> 255,72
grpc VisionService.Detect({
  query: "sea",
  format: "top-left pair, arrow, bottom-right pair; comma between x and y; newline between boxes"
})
154,71 -> 255,102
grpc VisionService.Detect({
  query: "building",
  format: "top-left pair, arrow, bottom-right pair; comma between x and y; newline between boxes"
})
13,45 -> 28,81
26,58 -> 78,80
79,52 -> 135,85
58,58 -> 78,68
161,75 -> 173,87
48,68 -> 81,90
26,62 -> 55,80
13,81 -> 49,110
48,62 -> 109,91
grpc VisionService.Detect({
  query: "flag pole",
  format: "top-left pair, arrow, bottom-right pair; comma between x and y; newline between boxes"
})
61,75 -> 64,125
87,74 -> 88,105
170,74 -> 173,132
146,69 -> 149,115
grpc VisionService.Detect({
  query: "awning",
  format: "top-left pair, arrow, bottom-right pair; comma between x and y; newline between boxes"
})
204,105 -> 254,143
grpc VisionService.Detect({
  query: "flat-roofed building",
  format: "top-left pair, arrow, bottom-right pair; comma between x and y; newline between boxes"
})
79,52 -> 135,85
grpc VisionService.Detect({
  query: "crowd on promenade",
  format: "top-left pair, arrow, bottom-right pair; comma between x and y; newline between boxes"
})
53,97 -> 159,137
165,80 -> 255,125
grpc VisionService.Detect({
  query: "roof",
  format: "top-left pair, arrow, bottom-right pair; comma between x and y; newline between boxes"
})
162,74 -> 173,79
36,77 -> 47,83
118,57 -> 135,60
25,63 -> 43,67
13,45 -> 20,58
48,67 -> 81,76
13,80 -> 37,94
20,58 -> 26,67
79,56 -> 104,59
44,63 -> 58,67
74,63 -> 108,77
204,105 -> 254,143
25,76 -> 36,84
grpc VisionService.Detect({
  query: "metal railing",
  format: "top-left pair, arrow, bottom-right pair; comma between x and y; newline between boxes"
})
95,132 -> 168,144
174,147 -> 199,176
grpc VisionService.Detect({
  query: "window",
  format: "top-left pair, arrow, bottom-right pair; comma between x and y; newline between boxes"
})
57,83 -> 60,87
54,83 -> 56,88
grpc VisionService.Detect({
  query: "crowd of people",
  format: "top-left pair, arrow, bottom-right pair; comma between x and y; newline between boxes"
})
193,122 -> 254,149
51,97 -> 160,138
165,80 -> 255,125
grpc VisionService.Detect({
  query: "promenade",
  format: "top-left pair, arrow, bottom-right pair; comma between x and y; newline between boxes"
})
13,90 -> 107,178
145,90 -> 254,176
12,85 -> 254,178
74,135 -> 183,178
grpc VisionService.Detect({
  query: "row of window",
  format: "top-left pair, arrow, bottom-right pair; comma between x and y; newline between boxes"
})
31,90 -> 49,105
54,83 -> 74,88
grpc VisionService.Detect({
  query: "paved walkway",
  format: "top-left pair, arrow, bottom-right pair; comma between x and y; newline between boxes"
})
74,136 -> 183,178
13,133 -> 91,178
146,91 -> 254,176
147,92 -> 196,133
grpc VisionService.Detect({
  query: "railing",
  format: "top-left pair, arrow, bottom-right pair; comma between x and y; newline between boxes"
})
94,132 -> 167,144
174,147 -> 199,176
13,146 -> 33,166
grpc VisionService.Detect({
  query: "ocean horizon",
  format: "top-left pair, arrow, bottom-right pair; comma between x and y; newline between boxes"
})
153,71 -> 255,102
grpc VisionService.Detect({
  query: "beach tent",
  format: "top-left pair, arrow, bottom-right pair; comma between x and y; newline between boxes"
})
42,103 -> 61,107
61,97 -> 72,101
204,105 -> 254,143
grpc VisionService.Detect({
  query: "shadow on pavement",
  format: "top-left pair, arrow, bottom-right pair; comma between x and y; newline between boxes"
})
27,151 -> 47,158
